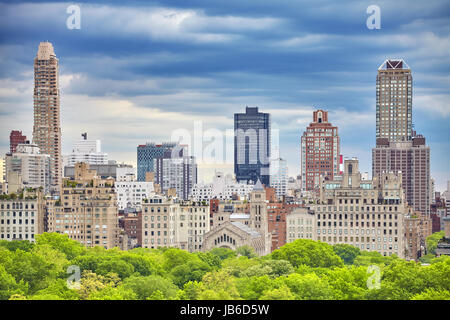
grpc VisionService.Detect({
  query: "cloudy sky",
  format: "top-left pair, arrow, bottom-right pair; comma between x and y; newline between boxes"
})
0,0 -> 449,190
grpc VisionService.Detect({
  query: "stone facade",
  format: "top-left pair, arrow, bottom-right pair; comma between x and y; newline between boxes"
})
286,207 -> 316,243
0,188 -> 45,242
202,180 -> 272,256
311,158 -> 409,259
46,163 -> 119,249
141,195 -> 210,252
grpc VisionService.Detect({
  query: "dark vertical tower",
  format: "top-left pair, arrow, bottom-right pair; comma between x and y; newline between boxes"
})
234,107 -> 271,186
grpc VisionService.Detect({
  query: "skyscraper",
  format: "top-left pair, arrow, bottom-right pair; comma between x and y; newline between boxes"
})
301,110 -> 340,191
234,107 -> 271,186
372,59 -> 430,215
137,142 -> 177,181
32,42 -> 62,193
9,130 -> 27,154
376,59 -> 413,142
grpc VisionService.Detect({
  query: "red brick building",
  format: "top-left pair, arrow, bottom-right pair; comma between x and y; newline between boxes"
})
266,187 -> 300,251
119,211 -> 142,247
209,198 -> 220,227
9,130 -> 27,154
301,110 -> 340,192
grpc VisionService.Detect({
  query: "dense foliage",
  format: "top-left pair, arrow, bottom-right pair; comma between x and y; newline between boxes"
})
419,231 -> 445,264
0,233 -> 449,300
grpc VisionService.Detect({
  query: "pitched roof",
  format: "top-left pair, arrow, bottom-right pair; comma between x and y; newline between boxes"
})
253,179 -> 264,191
230,221 -> 261,237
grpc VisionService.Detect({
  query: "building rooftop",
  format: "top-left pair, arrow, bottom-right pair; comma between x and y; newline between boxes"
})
378,59 -> 410,70
230,214 -> 250,219
230,221 -> 260,237
253,179 -> 264,191
37,41 -> 56,60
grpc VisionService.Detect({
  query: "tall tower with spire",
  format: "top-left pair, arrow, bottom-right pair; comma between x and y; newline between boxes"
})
32,42 -> 62,193
249,179 -> 271,254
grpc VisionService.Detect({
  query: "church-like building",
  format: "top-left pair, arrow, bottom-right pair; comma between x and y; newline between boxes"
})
202,180 -> 272,256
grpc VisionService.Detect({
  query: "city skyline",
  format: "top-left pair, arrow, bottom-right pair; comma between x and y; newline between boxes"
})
0,1 -> 449,191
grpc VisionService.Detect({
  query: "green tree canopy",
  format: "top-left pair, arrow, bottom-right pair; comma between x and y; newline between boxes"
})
271,239 -> 344,268
426,231 -> 445,255
333,244 -> 361,265
123,275 -> 178,300
35,233 -> 86,260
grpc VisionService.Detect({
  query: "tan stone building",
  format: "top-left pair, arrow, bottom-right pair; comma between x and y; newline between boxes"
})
141,195 -> 210,252
311,158 -> 408,258
46,163 -> 119,249
376,59 -> 413,142
0,188 -> 45,242
202,180 -> 272,256
212,200 -> 250,227
286,207 -> 316,243
33,42 -> 62,194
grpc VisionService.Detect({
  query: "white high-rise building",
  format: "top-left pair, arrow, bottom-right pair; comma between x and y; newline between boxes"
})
114,167 -> 155,210
5,143 -> 51,194
270,158 -> 288,198
191,171 -> 254,201
67,133 -> 108,166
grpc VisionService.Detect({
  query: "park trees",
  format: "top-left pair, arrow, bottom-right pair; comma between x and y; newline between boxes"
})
271,239 -> 344,268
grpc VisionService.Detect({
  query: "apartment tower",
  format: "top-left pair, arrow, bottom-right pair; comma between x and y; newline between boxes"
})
376,59 -> 413,142
372,59 -> 430,215
32,42 -> 62,194
301,110 -> 340,191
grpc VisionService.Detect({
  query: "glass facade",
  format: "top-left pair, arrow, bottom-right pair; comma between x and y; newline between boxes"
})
137,143 -> 177,181
234,107 -> 271,186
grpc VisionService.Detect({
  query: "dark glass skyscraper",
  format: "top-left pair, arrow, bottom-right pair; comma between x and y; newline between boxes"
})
234,107 -> 271,186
